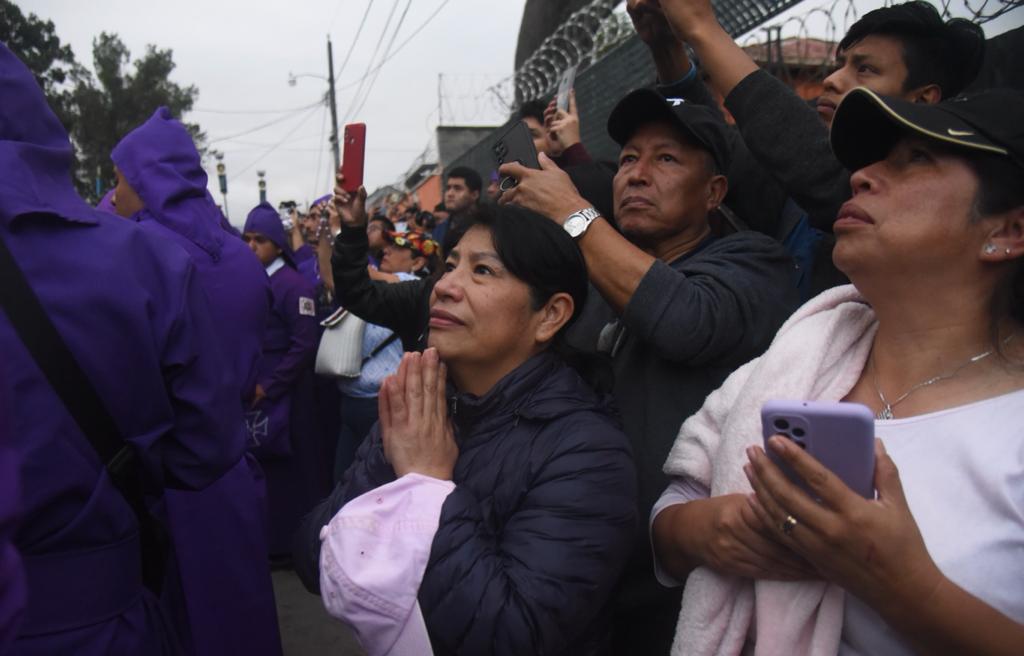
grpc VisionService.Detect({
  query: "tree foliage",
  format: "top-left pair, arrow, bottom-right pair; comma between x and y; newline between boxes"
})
2,2 -> 204,203
69,33 -> 205,201
0,0 -> 80,130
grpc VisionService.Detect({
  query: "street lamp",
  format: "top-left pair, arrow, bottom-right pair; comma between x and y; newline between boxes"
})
287,36 -> 341,173
213,150 -> 229,219
257,170 -> 267,204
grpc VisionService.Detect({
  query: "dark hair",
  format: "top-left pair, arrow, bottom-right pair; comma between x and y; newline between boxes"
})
454,204 -> 587,320
446,166 -> 482,193
369,215 -> 395,232
448,204 -> 614,390
839,2 -> 985,99
964,153 -> 1024,338
517,99 -> 547,125
415,211 -> 437,230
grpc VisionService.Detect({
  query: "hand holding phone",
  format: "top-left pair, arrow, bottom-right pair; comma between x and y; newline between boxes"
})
341,123 -> 366,194
761,400 -> 876,499
492,120 -> 540,191
556,65 -> 577,112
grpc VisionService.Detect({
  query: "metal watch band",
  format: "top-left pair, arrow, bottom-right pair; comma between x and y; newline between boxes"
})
563,206 -> 600,239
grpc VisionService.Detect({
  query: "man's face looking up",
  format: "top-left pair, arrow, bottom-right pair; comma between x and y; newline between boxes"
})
818,34 -> 912,126
612,120 -> 721,251
444,177 -> 478,214
523,116 -> 559,158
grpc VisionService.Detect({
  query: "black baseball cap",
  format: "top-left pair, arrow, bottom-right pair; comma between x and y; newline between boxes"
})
830,87 -> 1024,173
607,88 -> 732,172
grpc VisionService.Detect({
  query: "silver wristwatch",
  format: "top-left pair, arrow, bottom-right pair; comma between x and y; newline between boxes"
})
562,206 -> 600,239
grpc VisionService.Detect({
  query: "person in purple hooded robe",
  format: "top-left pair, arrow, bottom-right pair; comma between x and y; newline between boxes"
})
0,43 -> 242,655
0,361 -> 25,653
109,108 -> 283,656
291,195 -> 330,266
243,203 -> 321,558
290,197 -> 344,509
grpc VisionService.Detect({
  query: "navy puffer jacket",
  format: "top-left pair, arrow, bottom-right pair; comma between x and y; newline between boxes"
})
295,352 -> 637,655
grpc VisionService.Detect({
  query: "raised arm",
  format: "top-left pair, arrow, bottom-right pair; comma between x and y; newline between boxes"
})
330,177 -> 432,351
658,0 -> 849,229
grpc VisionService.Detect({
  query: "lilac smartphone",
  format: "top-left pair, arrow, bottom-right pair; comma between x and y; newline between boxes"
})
760,400 -> 876,499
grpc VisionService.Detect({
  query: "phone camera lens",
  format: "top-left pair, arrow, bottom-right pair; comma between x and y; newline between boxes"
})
792,427 -> 805,438
773,418 -> 789,431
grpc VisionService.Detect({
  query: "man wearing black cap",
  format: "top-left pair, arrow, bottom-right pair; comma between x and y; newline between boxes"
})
500,90 -> 799,654
630,0 -> 985,298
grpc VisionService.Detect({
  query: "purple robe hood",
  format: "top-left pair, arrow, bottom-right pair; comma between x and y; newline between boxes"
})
244,202 -> 294,267
111,107 -> 225,260
0,43 -> 96,225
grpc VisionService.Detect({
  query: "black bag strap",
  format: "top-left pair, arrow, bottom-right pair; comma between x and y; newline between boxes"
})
362,331 -> 400,366
0,232 -> 130,469
0,232 -> 168,593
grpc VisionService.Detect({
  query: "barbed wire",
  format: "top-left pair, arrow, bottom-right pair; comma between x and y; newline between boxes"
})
436,73 -> 511,126
737,0 -> 1021,82
485,0 -> 1021,113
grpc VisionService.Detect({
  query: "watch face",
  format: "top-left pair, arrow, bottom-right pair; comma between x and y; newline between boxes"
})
565,216 -> 583,236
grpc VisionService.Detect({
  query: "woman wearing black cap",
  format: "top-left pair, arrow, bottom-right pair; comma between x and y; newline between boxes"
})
652,88 -> 1024,655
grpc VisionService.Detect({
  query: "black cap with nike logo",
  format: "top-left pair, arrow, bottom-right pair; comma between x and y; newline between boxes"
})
829,87 -> 1024,173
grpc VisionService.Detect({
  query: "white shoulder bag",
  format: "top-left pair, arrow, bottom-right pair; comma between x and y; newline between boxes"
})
315,307 -> 367,378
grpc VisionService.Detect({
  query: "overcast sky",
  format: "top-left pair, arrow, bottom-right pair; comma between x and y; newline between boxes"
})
22,0 -> 1021,226
26,0 -> 530,223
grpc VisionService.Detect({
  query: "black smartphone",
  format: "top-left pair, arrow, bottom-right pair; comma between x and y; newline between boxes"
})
492,120 -> 540,190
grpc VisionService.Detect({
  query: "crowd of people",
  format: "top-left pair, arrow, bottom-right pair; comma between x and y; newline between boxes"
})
1,0 -> 1022,655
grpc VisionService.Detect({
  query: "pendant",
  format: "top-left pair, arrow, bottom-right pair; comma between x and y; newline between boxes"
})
877,405 -> 894,420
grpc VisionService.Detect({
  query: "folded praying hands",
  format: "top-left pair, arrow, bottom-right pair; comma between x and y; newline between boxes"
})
379,348 -> 458,481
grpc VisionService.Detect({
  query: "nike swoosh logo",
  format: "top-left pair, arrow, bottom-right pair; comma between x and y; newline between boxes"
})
947,128 -> 975,137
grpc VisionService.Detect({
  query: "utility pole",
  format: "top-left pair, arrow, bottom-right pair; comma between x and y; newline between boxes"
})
214,151 -> 229,219
437,73 -> 443,126
257,170 -> 267,204
327,36 -> 341,173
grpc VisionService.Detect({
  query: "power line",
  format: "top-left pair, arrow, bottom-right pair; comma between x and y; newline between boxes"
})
333,0 -> 377,83
336,0 -> 451,92
311,101 -> 329,199
228,104 -> 324,181
346,0 -> 413,121
208,102 -> 323,144
342,0 -> 401,123
219,133 -> 330,148
193,100 -> 322,115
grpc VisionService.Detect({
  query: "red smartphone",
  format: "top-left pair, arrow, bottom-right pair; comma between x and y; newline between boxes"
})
341,123 -> 366,193
760,400 -> 876,499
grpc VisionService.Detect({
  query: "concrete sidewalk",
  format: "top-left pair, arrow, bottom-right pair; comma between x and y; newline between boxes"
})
273,569 -> 365,656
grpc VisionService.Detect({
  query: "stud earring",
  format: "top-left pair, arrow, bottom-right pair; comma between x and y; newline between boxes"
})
984,243 -> 998,255
1007,248 -> 1013,256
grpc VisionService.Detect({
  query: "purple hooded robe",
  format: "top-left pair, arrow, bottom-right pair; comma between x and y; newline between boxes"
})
0,360 -> 25,653
243,203 -> 321,554
0,43 -> 242,655
111,108 -> 282,656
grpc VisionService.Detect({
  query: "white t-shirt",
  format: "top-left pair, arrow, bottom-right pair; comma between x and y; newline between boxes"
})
651,389 -> 1024,654
840,388 -> 1024,654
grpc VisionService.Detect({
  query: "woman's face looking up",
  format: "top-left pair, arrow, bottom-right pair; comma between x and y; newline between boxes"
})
427,226 -> 569,386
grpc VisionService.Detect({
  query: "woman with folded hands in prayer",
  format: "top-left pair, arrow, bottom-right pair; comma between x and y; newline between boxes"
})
295,202 -> 637,656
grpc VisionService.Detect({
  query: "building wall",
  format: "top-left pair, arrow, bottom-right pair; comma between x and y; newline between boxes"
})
445,35 -> 657,182
413,174 -> 442,212
437,126 -> 499,169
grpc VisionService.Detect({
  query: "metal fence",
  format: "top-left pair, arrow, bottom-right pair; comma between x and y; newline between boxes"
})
446,0 -> 1021,184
